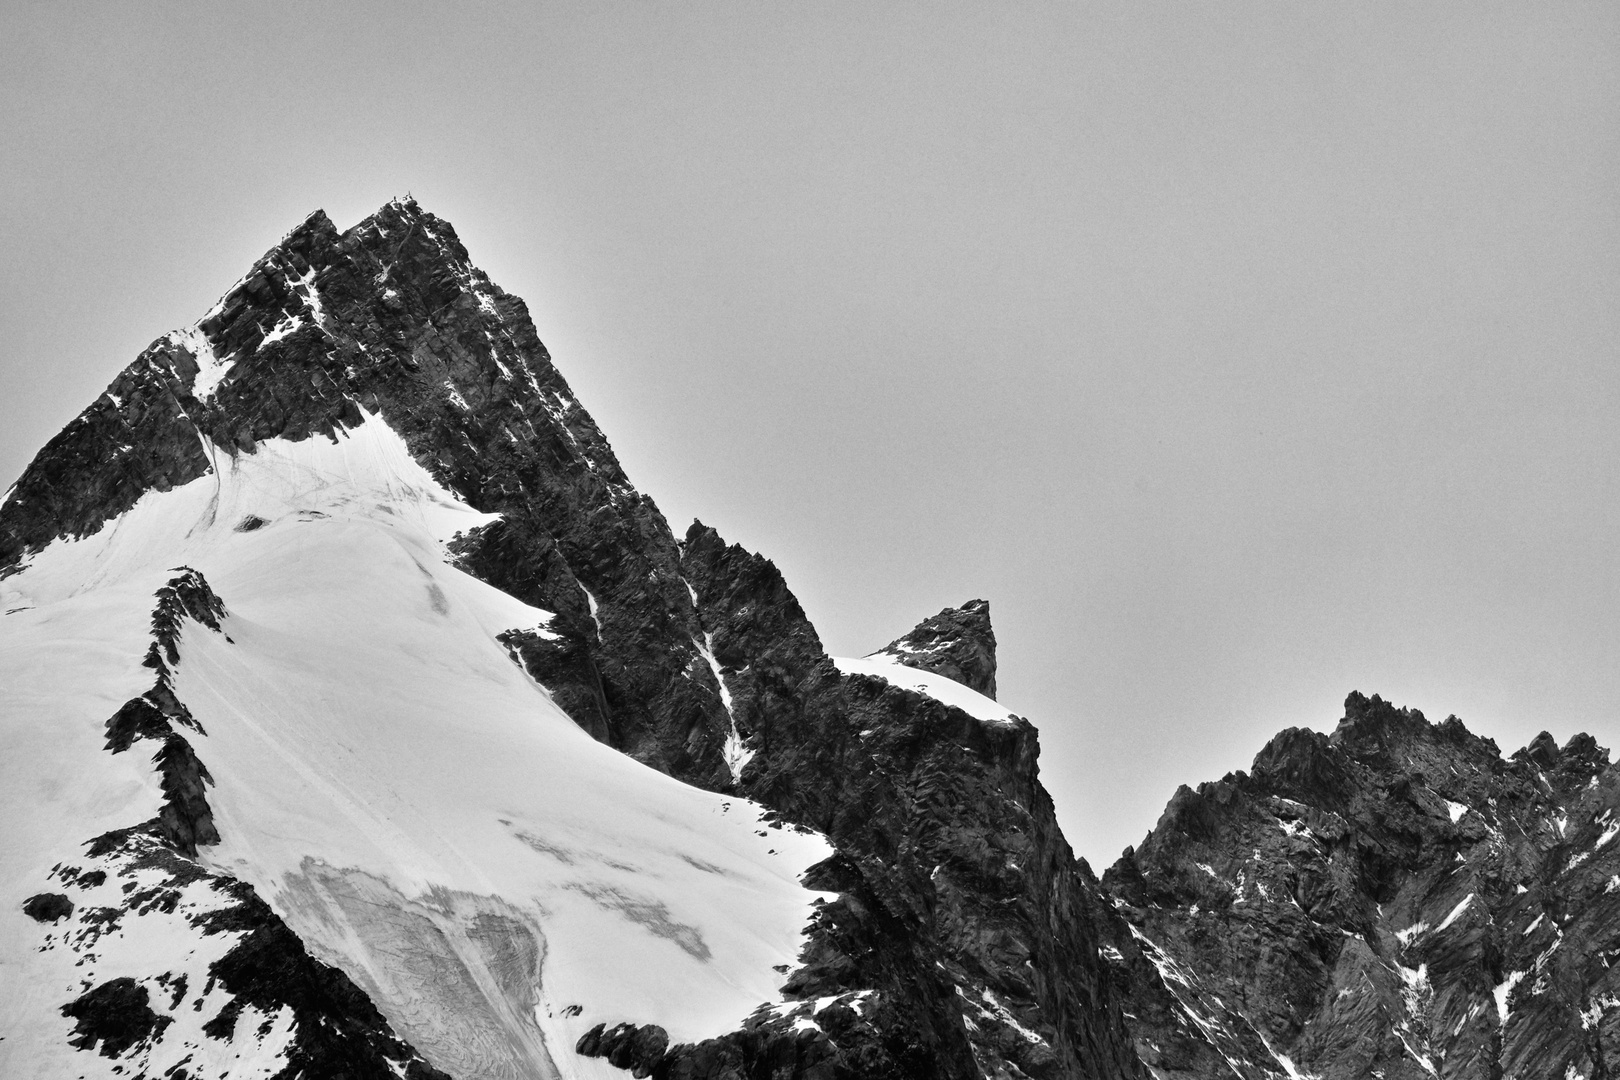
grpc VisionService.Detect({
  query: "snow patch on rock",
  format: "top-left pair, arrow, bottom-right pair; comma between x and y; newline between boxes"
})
835,654 -> 1017,725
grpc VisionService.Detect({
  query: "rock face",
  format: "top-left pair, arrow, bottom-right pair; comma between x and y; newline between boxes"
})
13,572 -> 450,1080
0,201 -> 1144,1079
869,600 -> 999,700
1099,690 -> 1620,1080
103,568 -> 227,856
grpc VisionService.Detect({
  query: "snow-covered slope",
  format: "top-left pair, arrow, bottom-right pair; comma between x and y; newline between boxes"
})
1,413 -> 831,1079
833,655 -> 1017,725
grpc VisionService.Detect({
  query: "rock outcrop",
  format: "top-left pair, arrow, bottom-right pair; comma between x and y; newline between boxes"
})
27,197 -> 1614,1080
869,599 -> 999,700
14,572 -> 449,1080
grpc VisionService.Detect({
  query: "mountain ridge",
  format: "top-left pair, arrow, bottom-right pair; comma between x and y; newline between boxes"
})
8,199 -> 1616,1080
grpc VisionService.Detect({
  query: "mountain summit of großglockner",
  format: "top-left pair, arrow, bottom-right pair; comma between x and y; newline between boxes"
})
0,202 -> 1144,1080
1,198 -> 743,787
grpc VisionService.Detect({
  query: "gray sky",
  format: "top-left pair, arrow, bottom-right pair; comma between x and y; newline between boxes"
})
4,1 -> 1617,863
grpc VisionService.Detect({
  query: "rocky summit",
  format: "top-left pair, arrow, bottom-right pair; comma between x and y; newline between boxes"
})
0,200 -> 1609,1080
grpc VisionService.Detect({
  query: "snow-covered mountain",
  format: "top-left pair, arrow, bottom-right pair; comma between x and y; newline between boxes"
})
0,201 -> 1141,1080
9,199 -> 1612,1080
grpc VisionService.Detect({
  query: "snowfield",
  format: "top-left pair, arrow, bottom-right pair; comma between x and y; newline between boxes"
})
0,412 -> 834,1079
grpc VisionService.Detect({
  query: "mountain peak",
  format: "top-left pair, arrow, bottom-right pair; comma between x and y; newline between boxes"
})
1,202 -> 1150,1080
0,199 -> 604,573
869,598 -> 998,699
1099,688 -> 1620,1080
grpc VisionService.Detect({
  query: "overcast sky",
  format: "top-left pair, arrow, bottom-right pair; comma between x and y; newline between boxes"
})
4,1 -> 1616,863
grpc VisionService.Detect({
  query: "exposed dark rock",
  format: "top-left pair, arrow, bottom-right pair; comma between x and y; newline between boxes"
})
22,892 -> 74,922
576,1022 -> 670,1077
0,200 -> 738,786
153,734 -> 220,855
870,599 -> 998,699
1249,725 -> 1354,807
104,696 -> 172,752
581,522 -> 1144,1079
146,566 -> 228,670
1099,690 -> 1620,1080
49,828 -> 450,1079
61,977 -> 171,1058
101,569 -> 229,855
577,990 -> 936,1080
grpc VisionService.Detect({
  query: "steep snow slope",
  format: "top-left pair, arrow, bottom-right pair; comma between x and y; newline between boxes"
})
1,412 -> 832,1079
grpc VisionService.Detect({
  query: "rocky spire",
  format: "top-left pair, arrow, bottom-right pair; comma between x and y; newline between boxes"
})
869,598 -> 998,699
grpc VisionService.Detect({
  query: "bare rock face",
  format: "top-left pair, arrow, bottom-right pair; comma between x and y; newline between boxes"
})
870,599 -> 998,700
101,568 -> 227,856
61,977 -> 171,1059
633,524 -> 1147,1080
22,892 -> 74,923
1099,690 -> 1620,1080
